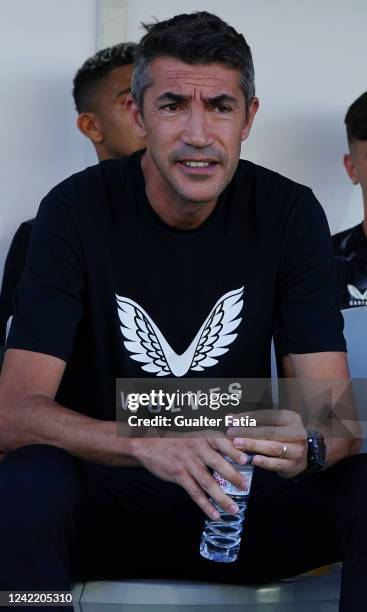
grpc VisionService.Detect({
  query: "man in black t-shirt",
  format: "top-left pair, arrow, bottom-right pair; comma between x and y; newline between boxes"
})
0,13 -> 365,611
333,92 -> 367,309
0,42 -> 146,345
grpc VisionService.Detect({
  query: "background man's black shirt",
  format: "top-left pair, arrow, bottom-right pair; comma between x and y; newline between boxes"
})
7,150 -> 345,420
0,219 -> 33,344
333,223 -> 367,309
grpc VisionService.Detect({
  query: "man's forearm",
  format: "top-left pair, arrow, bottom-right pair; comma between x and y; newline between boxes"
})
0,394 -> 138,466
324,436 -> 361,468
288,352 -> 362,467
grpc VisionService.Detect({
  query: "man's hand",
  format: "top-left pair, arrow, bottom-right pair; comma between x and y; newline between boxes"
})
130,435 -> 249,519
227,409 -> 308,478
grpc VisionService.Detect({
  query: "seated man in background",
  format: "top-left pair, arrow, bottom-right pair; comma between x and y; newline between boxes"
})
74,41 -> 146,161
0,42 -> 146,344
333,92 -> 367,309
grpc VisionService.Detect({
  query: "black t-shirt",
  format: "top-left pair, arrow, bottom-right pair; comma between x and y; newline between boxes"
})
0,219 -> 34,344
7,150 -> 345,420
332,223 -> 367,309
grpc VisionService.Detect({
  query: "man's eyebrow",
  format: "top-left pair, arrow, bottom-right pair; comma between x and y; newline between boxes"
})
155,92 -> 238,105
156,92 -> 188,104
115,87 -> 131,98
206,94 -> 238,106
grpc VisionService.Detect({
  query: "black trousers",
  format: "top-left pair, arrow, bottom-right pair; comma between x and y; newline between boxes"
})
0,444 -> 367,611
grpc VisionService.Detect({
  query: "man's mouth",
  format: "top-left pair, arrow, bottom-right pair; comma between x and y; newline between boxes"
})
179,160 -> 218,168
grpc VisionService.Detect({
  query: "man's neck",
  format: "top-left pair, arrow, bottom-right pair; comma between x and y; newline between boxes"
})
141,152 -> 217,230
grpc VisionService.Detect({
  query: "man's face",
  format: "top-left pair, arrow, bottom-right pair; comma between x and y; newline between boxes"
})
134,57 -> 258,205
95,64 -> 146,158
344,139 -> 367,198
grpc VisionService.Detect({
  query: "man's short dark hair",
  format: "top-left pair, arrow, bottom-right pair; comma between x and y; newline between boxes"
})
73,42 -> 137,113
131,12 -> 255,114
345,92 -> 367,145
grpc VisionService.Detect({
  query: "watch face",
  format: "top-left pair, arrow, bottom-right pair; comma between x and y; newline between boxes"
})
307,432 -> 326,470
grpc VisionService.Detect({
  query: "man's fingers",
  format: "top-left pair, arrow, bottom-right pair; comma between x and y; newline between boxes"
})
227,423 -> 306,442
187,460 -> 244,516
232,437 -> 303,461
206,448 -> 249,491
209,435 -> 248,465
178,472 -> 221,520
227,410 -> 305,441
252,454 -> 292,473
227,425 -> 280,440
252,455 -> 288,472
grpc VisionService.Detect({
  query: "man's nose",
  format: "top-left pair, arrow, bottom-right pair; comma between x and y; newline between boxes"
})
182,108 -> 213,148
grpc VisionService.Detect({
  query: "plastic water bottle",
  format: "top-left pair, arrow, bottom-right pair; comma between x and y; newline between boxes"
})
199,455 -> 254,563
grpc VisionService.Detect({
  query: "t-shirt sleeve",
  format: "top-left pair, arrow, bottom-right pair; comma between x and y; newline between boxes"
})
6,194 -> 85,361
274,188 -> 346,356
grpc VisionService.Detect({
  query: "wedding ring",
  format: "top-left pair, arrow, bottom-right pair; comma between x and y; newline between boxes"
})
279,444 -> 287,459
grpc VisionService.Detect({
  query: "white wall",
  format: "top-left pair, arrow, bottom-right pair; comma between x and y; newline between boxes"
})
0,0 -> 97,273
126,0 -> 367,234
1,0 -> 367,277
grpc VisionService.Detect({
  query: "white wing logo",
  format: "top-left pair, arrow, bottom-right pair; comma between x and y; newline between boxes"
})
116,287 -> 244,377
347,284 -> 367,300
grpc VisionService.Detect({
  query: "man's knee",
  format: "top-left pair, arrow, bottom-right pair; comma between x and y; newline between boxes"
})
335,451 -> 367,476
330,452 -> 367,507
0,444 -> 86,529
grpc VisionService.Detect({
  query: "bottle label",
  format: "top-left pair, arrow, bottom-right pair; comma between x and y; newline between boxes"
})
213,469 -> 253,496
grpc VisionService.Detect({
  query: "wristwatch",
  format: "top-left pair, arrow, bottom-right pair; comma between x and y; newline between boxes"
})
304,430 -> 326,475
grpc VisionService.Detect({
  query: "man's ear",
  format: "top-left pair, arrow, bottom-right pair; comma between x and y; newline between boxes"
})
241,97 -> 259,142
124,93 -> 135,110
343,153 -> 359,185
77,112 -> 103,144
131,100 -> 146,138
